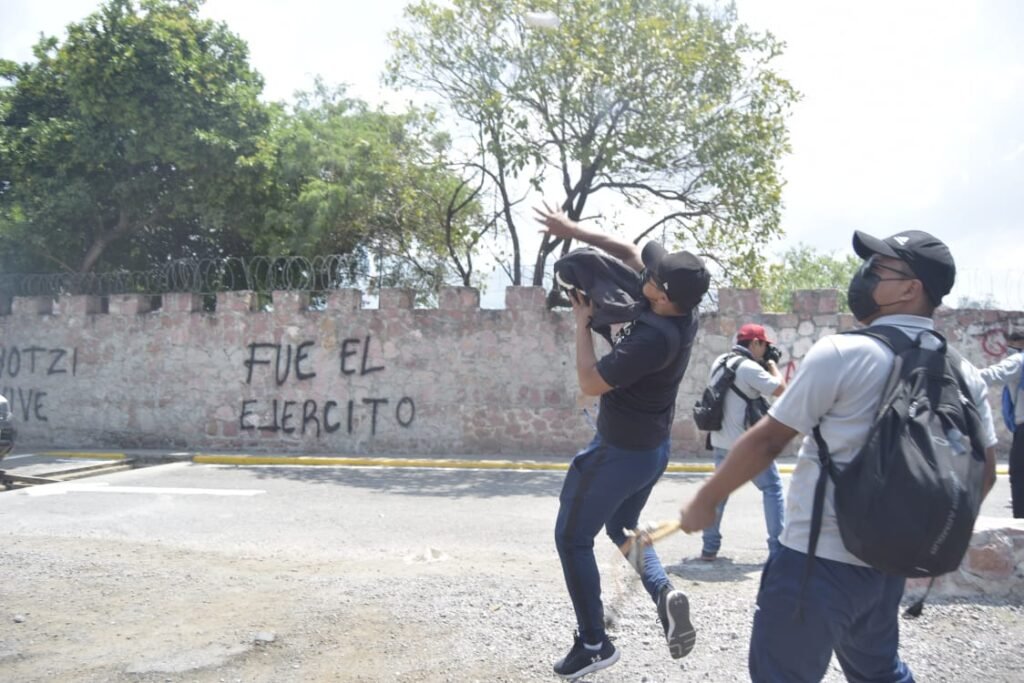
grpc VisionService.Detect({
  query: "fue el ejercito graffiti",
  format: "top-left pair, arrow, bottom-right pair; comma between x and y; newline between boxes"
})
239,337 -> 415,438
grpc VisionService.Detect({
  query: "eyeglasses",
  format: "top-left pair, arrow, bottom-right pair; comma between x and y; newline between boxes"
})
865,254 -> 916,281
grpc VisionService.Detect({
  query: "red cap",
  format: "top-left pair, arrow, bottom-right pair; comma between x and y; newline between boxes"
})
737,323 -> 773,344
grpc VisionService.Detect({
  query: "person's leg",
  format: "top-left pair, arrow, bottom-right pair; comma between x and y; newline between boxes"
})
555,434 -> 658,646
749,547 -> 838,683
700,447 -> 729,558
751,461 -> 785,557
604,440 -> 672,600
603,439 -> 697,660
1010,426 -> 1024,519
554,437 -> 610,647
833,571 -> 913,683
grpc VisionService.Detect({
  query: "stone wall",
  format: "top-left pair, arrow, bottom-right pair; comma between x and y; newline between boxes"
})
0,287 -> 1021,458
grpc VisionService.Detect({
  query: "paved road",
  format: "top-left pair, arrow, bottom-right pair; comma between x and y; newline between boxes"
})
0,459 -> 1017,682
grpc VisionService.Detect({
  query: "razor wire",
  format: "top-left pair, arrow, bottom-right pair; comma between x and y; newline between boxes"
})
0,254 -> 368,298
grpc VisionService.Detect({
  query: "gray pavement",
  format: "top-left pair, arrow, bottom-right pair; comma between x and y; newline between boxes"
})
0,455 -> 1019,682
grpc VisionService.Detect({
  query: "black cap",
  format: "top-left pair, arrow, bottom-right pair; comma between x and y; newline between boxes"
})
641,242 -> 710,310
852,229 -> 956,305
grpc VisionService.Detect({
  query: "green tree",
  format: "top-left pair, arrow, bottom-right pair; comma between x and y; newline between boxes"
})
387,0 -> 798,289
757,244 -> 861,313
0,0 -> 269,274
252,82 -> 487,300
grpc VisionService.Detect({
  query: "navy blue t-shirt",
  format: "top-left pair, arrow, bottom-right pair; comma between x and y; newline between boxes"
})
594,312 -> 699,450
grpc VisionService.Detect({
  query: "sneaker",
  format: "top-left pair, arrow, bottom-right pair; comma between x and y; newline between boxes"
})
553,633 -> 620,680
699,550 -> 718,562
657,588 -> 696,659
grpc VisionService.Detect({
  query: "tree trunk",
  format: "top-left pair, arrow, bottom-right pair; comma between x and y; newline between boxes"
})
79,210 -> 131,273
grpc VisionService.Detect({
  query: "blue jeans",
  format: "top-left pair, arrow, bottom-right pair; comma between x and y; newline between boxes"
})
702,447 -> 784,557
554,433 -> 673,645
749,546 -> 914,683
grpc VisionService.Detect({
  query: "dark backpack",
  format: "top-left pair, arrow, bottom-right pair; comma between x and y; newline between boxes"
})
692,354 -> 746,431
807,326 -> 987,584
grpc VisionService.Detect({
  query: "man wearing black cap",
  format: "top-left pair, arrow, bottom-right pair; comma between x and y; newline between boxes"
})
534,203 -> 709,679
678,229 -> 997,682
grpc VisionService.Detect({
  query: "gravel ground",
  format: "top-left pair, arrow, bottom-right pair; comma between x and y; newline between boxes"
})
0,463 -> 1021,682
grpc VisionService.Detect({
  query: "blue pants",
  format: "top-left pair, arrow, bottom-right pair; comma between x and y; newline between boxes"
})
749,546 -> 914,683
554,433 -> 673,644
702,447 -> 784,557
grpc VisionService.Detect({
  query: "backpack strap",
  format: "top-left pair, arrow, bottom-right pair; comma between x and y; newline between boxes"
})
797,425 -> 838,620
724,355 -> 754,402
842,324 -> 916,356
1002,352 -> 1024,433
711,353 -> 754,403
798,325 -> 913,619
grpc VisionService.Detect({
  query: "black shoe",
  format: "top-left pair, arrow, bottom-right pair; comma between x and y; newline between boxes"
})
657,588 -> 696,659
553,633 -> 620,680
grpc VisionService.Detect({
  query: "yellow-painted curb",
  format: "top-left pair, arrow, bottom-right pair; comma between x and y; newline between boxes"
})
192,454 -> 786,474
192,454 -> 570,470
192,455 -> 1010,478
34,451 -> 1011,477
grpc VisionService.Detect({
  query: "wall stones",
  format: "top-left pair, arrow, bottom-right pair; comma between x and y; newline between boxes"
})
1,287 -> 1022,458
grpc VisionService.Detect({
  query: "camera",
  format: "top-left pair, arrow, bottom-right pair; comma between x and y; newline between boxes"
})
763,344 -> 782,365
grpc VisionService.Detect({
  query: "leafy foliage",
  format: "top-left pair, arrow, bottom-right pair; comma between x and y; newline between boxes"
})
756,243 -> 861,313
0,0 -> 269,273
251,82 -> 486,301
387,0 -> 799,288
0,1 -> 485,302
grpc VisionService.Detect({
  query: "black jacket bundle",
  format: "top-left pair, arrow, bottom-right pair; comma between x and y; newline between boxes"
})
553,247 -> 679,362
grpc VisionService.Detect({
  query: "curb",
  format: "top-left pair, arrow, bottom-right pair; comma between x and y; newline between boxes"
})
37,450 -> 1011,477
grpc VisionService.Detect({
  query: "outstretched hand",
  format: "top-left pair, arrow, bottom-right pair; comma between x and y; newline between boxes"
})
533,201 -> 577,240
679,498 -> 716,535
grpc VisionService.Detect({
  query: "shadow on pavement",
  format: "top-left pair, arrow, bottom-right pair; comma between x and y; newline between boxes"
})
666,556 -> 765,583
230,463 -> 567,499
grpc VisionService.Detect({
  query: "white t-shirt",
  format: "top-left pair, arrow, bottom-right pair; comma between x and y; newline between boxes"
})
979,352 -> 1024,425
769,314 -> 999,566
708,350 -> 782,450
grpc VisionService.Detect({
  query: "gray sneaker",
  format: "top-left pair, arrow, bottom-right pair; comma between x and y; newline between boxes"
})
657,588 -> 696,659
553,633 -> 620,680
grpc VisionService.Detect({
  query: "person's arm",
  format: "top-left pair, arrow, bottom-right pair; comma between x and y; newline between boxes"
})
978,354 -> 1022,388
570,291 -> 613,396
534,203 -> 643,271
762,359 -> 786,397
982,446 -> 997,498
737,357 -> 784,399
679,416 -> 799,532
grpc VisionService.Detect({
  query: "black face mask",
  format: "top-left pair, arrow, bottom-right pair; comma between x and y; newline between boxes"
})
847,263 -> 881,322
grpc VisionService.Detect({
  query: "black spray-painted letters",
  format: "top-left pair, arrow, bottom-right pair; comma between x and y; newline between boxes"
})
240,336 -> 414,438
0,345 -> 78,379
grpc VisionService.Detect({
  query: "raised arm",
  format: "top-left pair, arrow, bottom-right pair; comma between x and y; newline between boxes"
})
978,354 -> 1022,388
534,202 -> 643,272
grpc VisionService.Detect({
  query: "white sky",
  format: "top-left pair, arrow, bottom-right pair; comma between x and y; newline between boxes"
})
1,0 -> 1022,308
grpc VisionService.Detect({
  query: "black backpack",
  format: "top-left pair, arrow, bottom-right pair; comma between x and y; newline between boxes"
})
806,326 -> 987,587
692,354 -> 746,431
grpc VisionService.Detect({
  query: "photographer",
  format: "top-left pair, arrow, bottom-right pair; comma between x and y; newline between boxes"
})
697,323 -> 786,562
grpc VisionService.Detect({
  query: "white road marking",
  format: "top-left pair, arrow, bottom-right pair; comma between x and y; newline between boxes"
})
23,482 -> 266,497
